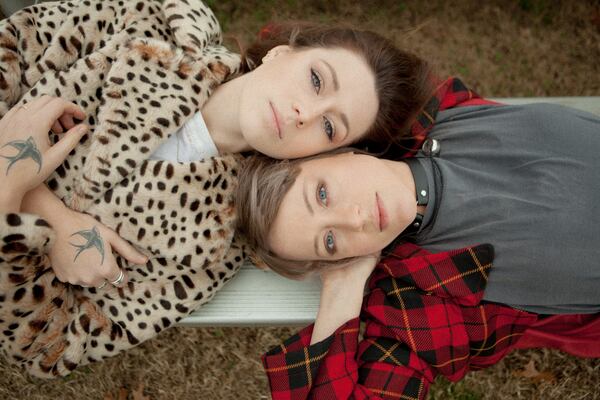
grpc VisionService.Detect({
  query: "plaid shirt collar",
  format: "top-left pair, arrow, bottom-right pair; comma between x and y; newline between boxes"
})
397,77 -> 480,158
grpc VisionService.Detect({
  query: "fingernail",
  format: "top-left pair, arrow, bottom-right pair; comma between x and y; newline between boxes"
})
77,124 -> 88,134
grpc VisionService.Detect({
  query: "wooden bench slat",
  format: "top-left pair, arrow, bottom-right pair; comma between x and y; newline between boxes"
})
180,265 -> 320,326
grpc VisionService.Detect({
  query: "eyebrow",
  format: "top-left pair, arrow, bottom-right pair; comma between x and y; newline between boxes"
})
320,58 -> 350,139
303,179 -> 314,216
303,180 -> 323,258
321,59 -> 339,90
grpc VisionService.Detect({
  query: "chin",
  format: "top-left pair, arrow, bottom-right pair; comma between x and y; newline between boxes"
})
258,147 -> 284,159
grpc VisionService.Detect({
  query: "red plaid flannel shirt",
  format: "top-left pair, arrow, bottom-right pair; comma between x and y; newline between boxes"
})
262,243 -> 538,400
262,79 -> 529,399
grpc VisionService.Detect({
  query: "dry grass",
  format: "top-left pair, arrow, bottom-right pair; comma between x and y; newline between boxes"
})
212,0 -> 600,97
1,0 -> 600,399
1,327 -> 296,399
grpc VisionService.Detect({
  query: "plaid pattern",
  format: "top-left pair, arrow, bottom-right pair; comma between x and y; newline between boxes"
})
262,243 -> 538,399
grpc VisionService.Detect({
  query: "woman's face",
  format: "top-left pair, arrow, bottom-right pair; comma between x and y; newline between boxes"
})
238,45 -> 378,159
268,153 -> 416,261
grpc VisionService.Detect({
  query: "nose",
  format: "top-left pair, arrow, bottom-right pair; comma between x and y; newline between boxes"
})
337,203 -> 370,231
292,101 -> 321,128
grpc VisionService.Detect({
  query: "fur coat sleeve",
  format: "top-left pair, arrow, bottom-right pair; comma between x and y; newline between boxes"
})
0,0 -> 247,378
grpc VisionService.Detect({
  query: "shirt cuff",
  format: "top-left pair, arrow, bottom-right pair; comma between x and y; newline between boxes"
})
262,318 -> 360,394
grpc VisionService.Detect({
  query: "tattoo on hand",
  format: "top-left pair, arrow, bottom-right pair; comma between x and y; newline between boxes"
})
0,136 -> 43,175
69,226 -> 105,264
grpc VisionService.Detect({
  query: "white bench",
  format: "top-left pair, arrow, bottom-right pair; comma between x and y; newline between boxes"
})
180,96 -> 600,327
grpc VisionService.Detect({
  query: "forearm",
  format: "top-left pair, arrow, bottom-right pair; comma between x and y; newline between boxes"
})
310,280 -> 365,345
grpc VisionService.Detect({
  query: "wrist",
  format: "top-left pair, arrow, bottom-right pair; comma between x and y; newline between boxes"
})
319,281 -> 365,314
320,286 -> 365,304
311,285 -> 364,345
0,188 -> 22,213
21,185 -> 69,224
322,274 -> 367,293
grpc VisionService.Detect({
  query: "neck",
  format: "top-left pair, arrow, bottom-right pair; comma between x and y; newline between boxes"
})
386,159 -> 427,216
201,75 -> 251,154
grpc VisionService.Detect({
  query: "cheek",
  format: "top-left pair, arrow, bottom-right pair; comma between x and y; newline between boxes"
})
238,98 -> 257,138
343,233 -> 384,258
364,233 -> 386,252
280,136 -> 324,159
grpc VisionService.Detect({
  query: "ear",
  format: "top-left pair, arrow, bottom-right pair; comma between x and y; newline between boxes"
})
262,44 -> 292,63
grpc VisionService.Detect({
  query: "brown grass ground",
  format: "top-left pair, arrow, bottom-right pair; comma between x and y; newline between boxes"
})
1,0 -> 600,399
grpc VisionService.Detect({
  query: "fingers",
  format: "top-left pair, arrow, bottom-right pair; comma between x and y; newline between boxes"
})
31,96 -> 86,132
59,113 -> 76,131
51,120 -> 64,134
79,228 -> 146,290
84,252 -> 128,288
41,124 -> 88,178
5,96 -> 86,135
26,95 -> 55,110
106,229 -> 149,265
87,228 -> 148,289
78,261 -> 128,289
103,263 -> 129,288
58,249 -> 130,289
45,97 -> 86,122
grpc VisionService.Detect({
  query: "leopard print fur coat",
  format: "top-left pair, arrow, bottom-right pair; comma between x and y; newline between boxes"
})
0,0 -> 247,377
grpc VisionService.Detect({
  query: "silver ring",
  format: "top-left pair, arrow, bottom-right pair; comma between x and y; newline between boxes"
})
96,281 -> 107,290
109,269 -> 125,286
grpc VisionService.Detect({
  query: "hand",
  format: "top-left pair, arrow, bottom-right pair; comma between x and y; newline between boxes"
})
319,253 -> 380,291
49,208 -> 148,288
0,96 -> 87,205
310,254 -> 380,345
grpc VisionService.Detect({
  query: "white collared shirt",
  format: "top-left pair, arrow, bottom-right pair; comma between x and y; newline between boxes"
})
149,111 -> 219,162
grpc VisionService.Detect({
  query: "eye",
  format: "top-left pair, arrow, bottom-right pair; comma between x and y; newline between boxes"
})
324,231 -> 336,254
310,68 -> 322,94
317,183 -> 328,206
322,117 -> 335,141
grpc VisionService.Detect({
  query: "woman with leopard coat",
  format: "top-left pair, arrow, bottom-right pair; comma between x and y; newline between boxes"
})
0,0 -> 432,377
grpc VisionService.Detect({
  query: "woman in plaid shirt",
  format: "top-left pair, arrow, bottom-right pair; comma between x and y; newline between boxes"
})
235,79 -> 600,399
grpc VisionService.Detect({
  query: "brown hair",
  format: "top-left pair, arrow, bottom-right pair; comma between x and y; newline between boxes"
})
235,150 -> 363,279
241,22 -> 433,155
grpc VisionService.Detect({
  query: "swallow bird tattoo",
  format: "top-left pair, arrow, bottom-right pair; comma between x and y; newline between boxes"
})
0,136 -> 43,175
69,226 -> 105,264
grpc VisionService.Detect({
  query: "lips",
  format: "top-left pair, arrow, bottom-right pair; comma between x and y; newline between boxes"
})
270,102 -> 282,139
376,193 -> 388,232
